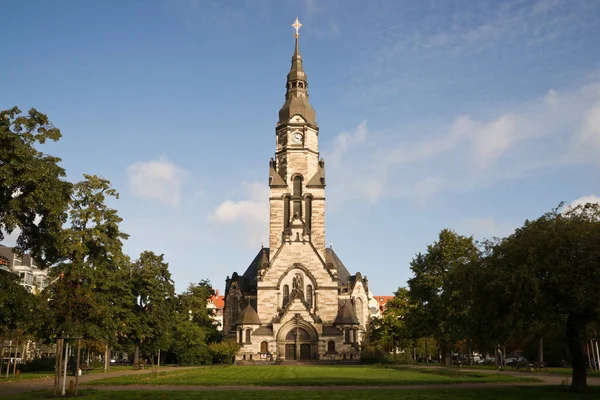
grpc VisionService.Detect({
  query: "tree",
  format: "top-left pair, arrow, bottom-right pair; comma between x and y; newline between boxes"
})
44,175 -> 131,347
370,287 -> 413,359
0,270 -> 34,338
0,107 -> 72,266
407,229 -> 481,365
128,251 -> 175,364
170,280 -> 221,364
482,203 -> 600,392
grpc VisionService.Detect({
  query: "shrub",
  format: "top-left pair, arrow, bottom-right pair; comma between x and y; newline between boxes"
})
209,339 -> 239,364
19,357 -> 55,372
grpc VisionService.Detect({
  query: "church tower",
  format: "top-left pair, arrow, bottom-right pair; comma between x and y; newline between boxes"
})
223,19 -> 371,363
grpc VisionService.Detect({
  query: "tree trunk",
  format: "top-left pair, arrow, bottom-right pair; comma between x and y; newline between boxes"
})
425,338 -> 429,365
467,340 -> 472,366
104,344 -> 109,373
133,345 -> 140,367
538,337 -> 544,363
566,315 -> 587,392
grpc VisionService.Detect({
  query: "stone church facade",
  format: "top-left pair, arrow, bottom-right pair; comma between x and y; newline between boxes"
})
223,20 -> 371,363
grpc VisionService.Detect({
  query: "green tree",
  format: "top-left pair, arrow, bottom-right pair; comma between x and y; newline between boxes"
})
170,280 -> 221,364
0,107 -> 72,266
43,175 -> 131,347
370,287 -> 413,360
407,229 -> 480,365
128,251 -> 176,364
482,203 -> 600,392
0,270 -> 34,338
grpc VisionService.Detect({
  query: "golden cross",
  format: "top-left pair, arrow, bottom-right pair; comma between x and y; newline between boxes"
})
292,17 -> 302,36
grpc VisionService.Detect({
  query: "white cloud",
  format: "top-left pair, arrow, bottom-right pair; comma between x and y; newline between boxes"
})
325,81 -> 600,206
127,156 -> 187,208
209,182 -> 269,247
328,120 -> 368,167
568,195 -> 600,209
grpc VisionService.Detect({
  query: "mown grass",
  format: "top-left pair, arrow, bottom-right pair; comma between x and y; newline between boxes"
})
0,371 -> 53,383
6,387 -> 600,400
88,365 -> 540,387
446,364 -> 600,377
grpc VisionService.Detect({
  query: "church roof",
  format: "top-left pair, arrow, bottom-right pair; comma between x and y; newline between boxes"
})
236,304 -> 261,325
322,325 -> 343,337
333,299 -> 359,325
253,325 -> 274,336
239,247 -> 270,294
306,159 -> 326,188
325,248 -> 351,285
269,164 -> 287,188
277,24 -> 317,127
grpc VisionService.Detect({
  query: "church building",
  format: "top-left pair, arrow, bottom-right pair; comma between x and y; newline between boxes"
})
223,19 -> 371,363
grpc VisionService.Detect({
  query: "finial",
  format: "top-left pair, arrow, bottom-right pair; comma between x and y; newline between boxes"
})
292,17 -> 302,37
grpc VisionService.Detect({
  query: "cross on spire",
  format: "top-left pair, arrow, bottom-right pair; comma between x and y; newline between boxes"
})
292,17 -> 302,36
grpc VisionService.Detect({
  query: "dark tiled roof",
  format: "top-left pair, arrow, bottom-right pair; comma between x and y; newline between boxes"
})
334,299 -> 359,325
325,248 -> 350,286
269,166 -> 287,188
322,325 -> 342,336
306,160 -> 325,188
240,248 -> 270,294
236,304 -> 261,325
253,325 -> 274,336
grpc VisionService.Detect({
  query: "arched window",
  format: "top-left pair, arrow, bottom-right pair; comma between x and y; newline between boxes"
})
231,297 -> 239,325
245,328 -> 252,344
344,329 -> 351,343
238,328 -> 243,344
306,284 -> 313,308
293,176 -> 302,218
327,341 -> 335,353
283,195 -> 290,228
293,176 -> 302,196
354,328 -> 359,343
305,196 -> 312,230
260,341 -> 268,353
283,285 -> 290,306
356,297 -> 364,325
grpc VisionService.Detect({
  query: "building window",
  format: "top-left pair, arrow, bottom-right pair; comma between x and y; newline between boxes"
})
283,285 -> 290,306
238,329 -> 243,344
356,297 -> 364,325
306,284 -> 313,308
245,328 -> 252,344
327,341 -> 335,353
344,329 -> 351,343
231,297 -> 239,324
293,176 -> 302,218
305,196 -> 312,230
283,195 -> 291,228
354,328 -> 359,343
260,341 -> 268,353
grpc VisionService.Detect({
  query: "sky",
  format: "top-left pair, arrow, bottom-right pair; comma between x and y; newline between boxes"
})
2,0 -> 600,295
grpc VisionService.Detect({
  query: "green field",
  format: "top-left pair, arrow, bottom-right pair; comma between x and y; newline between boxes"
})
7,387 -> 600,400
89,365 -> 540,386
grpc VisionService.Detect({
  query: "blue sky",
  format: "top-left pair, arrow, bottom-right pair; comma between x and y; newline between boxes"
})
2,0 -> 600,295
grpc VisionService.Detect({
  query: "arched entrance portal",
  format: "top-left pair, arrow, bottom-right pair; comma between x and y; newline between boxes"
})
277,320 -> 318,361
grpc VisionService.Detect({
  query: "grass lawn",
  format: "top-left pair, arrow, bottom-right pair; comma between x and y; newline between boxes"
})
0,371 -> 53,383
446,364 -> 600,377
89,365 -> 540,387
6,387 -> 600,400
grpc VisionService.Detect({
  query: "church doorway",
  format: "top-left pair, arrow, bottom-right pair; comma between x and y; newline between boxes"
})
285,344 -> 296,360
280,324 -> 317,361
300,343 -> 311,360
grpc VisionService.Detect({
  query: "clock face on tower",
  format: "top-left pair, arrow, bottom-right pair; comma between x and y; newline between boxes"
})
291,132 -> 303,145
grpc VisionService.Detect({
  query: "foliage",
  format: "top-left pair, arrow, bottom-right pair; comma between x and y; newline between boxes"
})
407,229 -> 480,364
170,320 -> 212,365
42,175 -> 131,345
208,339 -> 238,364
369,287 -> 414,357
18,356 -> 56,372
0,107 -> 72,266
0,270 -> 34,337
128,251 -> 176,357
479,202 -> 600,392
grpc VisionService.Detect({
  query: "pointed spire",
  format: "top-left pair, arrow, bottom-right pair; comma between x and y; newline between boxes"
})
278,18 -> 317,127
